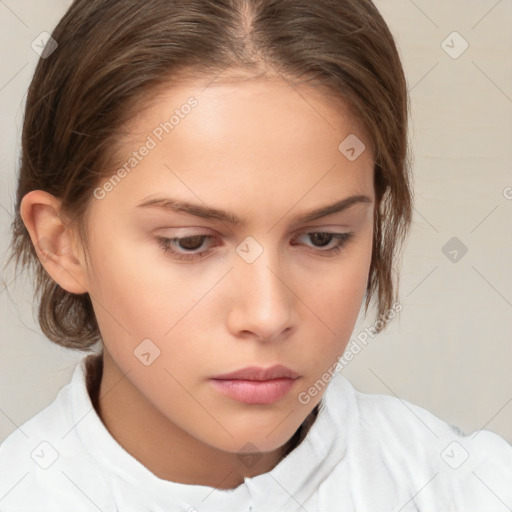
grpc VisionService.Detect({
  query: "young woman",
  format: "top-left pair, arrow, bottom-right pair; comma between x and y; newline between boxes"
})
1,0 -> 511,510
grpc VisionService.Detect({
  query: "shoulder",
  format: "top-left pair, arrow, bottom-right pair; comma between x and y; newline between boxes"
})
0,356 -> 114,511
329,375 -> 512,510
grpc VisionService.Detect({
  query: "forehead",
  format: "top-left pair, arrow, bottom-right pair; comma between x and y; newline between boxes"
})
96,76 -> 374,219
125,73 -> 371,157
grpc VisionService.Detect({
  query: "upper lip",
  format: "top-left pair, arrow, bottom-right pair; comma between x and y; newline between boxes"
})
211,365 -> 300,381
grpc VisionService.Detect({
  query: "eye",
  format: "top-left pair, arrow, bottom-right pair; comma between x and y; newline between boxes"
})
155,235 -> 215,261
155,231 -> 354,262
292,231 -> 354,255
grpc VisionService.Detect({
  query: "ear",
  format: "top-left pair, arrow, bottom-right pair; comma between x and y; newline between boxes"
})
20,190 -> 89,294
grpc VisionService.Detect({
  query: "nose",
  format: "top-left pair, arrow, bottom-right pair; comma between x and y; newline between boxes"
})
226,247 -> 295,342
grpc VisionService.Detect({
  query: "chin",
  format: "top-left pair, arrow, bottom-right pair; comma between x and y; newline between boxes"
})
220,438 -> 289,459
201,420 -> 301,456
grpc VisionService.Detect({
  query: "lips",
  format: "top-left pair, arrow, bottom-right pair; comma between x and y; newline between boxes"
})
211,365 -> 299,381
209,365 -> 300,404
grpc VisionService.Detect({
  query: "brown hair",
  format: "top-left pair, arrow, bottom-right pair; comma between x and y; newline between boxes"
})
7,0 -> 413,352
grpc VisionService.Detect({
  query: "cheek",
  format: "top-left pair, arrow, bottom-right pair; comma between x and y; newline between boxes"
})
81,230 -> 173,353
85,228 -> 174,320
85,232 -> 220,365
309,230 -> 373,310
304,231 -> 373,359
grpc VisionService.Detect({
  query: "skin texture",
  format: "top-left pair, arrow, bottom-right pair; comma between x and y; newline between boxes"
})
21,74 -> 375,489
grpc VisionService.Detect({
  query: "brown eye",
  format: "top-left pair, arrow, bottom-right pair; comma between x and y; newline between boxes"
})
309,232 -> 334,247
293,231 -> 354,254
155,234 -> 216,261
177,235 -> 207,251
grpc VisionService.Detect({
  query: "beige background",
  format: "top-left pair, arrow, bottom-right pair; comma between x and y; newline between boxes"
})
1,0 -> 511,444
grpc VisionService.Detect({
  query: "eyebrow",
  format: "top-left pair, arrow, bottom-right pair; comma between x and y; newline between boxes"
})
136,194 -> 372,225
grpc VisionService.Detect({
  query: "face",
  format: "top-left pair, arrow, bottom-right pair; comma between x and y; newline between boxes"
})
78,74 -> 375,455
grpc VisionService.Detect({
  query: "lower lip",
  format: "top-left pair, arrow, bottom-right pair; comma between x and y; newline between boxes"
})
209,378 -> 297,404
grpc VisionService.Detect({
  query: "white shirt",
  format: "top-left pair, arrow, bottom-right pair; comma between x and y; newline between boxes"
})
1,355 -> 511,512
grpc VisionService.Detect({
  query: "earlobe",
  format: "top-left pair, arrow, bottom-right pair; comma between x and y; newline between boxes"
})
20,190 -> 88,294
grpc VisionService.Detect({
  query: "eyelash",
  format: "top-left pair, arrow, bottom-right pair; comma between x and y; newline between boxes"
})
155,231 -> 354,262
